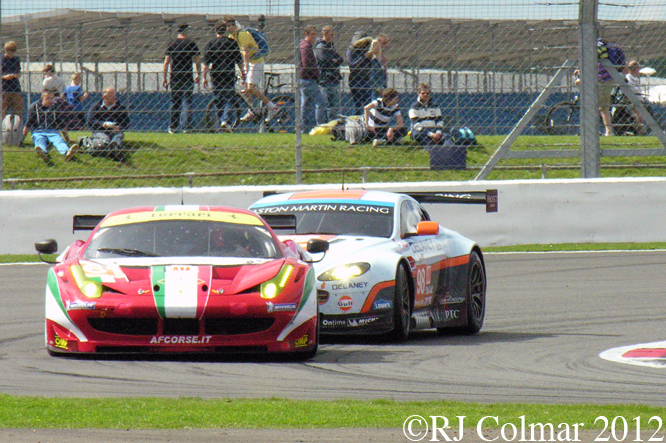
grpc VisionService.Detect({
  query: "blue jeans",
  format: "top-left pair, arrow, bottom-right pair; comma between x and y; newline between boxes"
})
213,87 -> 241,127
300,79 -> 324,133
32,131 -> 69,155
319,84 -> 340,123
169,86 -> 193,131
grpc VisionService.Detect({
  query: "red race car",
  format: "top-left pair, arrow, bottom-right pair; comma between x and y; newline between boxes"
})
35,205 -> 328,359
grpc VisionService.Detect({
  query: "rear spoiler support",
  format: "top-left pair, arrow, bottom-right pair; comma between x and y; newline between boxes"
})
73,215 -> 105,233
408,189 -> 498,213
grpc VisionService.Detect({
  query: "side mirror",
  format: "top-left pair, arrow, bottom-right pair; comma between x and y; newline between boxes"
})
35,239 -> 58,264
306,238 -> 329,254
416,221 -> 440,236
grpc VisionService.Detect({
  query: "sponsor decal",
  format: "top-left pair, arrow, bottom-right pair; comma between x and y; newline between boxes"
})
150,335 -> 212,344
444,310 -> 460,319
347,316 -> 379,327
54,335 -> 68,350
255,204 -> 391,214
600,340 -> 666,368
294,334 -> 309,348
80,261 -> 127,283
442,295 -> 466,304
138,289 -> 150,295
373,300 -> 393,310
331,282 -> 368,290
211,288 -> 224,294
266,302 -> 298,313
321,318 -> 347,328
338,296 -> 353,312
66,300 -> 96,310
101,209 -> 262,228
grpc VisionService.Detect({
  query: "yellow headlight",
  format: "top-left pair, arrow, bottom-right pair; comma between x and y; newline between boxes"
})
70,265 -> 102,299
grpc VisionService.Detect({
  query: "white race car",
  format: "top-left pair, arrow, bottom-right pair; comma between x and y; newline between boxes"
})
250,189 -> 496,340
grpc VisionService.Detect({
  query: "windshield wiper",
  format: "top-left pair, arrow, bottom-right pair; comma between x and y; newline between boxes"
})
96,247 -> 159,257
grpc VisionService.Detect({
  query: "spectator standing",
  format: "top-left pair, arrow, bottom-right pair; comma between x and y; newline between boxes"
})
364,87 -> 406,146
42,64 -> 66,96
25,89 -> 78,164
597,38 -> 626,137
408,83 -> 445,151
625,60 -> 648,134
299,25 -> 323,133
1,41 -> 24,122
163,23 -> 201,134
63,73 -> 89,129
87,87 -> 131,163
202,20 -> 243,132
224,16 -> 279,123
346,31 -> 374,115
369,33 -> 389,99
315,25 -> 344,123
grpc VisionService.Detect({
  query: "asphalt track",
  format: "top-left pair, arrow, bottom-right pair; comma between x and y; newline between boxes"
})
2,251 -> 666,442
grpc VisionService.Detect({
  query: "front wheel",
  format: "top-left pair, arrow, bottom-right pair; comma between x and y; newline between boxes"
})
266,95 -> 295,133
545,101 -> 579,135
389,264 -> 411,341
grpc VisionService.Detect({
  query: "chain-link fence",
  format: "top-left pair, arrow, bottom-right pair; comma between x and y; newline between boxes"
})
2,0 -> 666,189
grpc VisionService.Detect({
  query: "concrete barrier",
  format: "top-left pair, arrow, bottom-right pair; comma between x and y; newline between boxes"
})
2,177 -> 665,254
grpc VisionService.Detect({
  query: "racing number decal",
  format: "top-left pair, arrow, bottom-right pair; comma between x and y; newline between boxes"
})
414,264 -> 433,308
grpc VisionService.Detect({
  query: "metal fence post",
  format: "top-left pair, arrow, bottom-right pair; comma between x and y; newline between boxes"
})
579,0 -> 600,178
293,0 -> 302,184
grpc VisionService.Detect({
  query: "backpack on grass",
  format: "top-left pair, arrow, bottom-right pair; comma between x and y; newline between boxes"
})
450,126 -> 477,146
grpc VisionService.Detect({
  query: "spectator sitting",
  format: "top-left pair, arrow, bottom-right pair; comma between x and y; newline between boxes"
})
25,89 -> 78,164
85,87 -> 131,164
408,83 -> 445,151
42,64 -> 66,96
364,87 -> 406,146
63,73 -> 89,129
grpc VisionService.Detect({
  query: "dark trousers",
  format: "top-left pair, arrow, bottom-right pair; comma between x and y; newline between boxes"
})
170,86 -> 193,131
213,87 -> 241,127
349,84 -> 372,116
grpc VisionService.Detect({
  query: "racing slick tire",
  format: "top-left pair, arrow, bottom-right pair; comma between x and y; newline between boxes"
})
389,264 -> 411,342
439,250 -> 486,335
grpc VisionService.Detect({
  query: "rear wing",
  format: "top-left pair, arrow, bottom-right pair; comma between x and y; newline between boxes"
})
408,189 -> 498,213
72,215 -> 105,233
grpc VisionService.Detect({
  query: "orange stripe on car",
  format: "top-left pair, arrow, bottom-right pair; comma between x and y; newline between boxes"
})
360,280 -> 395,313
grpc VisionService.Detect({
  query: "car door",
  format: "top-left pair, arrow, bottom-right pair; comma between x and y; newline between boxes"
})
399,199 -> 453,310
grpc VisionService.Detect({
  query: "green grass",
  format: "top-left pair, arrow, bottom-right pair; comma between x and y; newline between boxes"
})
0,395 -> 664,429
4,132 -> 666,190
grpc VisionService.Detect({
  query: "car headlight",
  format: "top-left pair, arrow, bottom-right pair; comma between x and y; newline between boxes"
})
318,263 -> 370,281
260,264 -> 293,299
70,264 -> 102,298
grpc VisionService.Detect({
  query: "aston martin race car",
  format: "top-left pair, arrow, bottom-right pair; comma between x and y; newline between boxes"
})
35,205 -> 328,358
250,190 -> 496,340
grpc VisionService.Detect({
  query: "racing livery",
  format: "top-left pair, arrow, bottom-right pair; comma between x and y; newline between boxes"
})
35,205 -> 328,358
250,190 -> 494,340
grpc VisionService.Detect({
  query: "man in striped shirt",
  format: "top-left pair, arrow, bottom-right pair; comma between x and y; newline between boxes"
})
408,83 -> 445,150
363,88 -> 406,146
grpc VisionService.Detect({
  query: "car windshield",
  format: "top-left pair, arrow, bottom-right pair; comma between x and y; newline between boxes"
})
82,219 -> 281,259
254,202 -> 394,238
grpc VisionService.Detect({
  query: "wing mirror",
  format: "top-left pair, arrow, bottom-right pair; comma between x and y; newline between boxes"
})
306,238 -> 329,263
416,221 -> 440,236
35,239 -> 59,264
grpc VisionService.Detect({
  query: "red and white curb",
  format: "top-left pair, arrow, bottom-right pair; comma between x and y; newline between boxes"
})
600,340 -> 666,368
